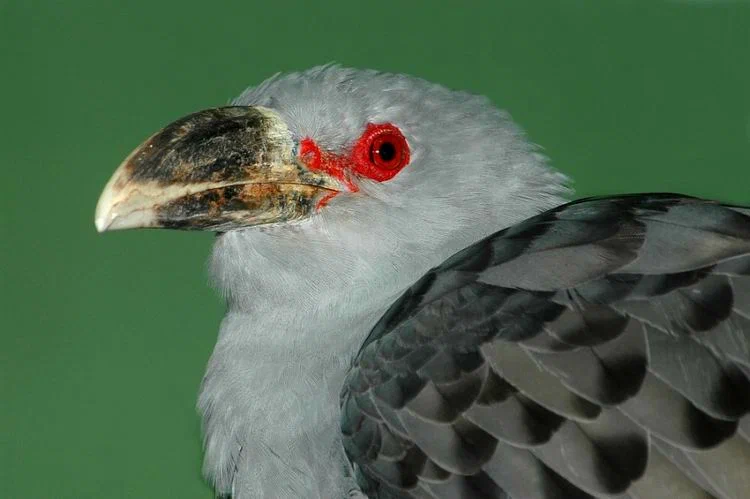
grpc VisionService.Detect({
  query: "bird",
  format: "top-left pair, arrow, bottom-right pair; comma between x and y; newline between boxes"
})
95,65 -> 750,499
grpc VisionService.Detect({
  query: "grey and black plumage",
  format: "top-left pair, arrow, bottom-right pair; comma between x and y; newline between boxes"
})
95,65 -> 750,498
342,194 -> 750,498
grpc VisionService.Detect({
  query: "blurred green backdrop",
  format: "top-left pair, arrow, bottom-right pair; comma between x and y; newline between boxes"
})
1,1 -> 749,497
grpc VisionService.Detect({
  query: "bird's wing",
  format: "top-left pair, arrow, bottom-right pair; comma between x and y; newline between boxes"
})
340,193 -> 750,499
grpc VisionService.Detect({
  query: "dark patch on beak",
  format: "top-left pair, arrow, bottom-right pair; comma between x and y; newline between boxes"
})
127,107 -> 276,185
158,183 -> 320,231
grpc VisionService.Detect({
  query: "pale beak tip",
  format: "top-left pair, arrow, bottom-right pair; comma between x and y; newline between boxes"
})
95,212 -> 112,233
94,184 -> 160,232
95,198 -> 112,233
95,168 -> 159,233
94,199 -> 156,233
95,184 -> 117,233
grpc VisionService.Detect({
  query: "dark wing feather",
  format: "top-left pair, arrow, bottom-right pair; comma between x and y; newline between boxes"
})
340,194 -> 750,499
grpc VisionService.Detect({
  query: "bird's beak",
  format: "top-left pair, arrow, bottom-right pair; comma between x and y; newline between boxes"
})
95,106 -> 344,232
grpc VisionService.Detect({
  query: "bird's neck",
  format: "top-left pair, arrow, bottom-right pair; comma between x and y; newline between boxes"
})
197,184 -> 569,496
199,227 -> 416,497
199,304 -> 386,497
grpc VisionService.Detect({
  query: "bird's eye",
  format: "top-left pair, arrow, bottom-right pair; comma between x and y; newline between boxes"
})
351,123 -> 410,182
370,135 -> 401,169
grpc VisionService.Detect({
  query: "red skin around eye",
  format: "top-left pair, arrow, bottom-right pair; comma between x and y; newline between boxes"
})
350,123 -> 410,182
299,123 -> 410,209
316,191 -> 340,209
299,138 -> 359,193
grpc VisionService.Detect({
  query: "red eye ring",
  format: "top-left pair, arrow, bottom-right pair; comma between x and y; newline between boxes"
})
351,123 -> 410,182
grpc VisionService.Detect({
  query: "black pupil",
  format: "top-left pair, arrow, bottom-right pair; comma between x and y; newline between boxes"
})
377,141 -> 397,162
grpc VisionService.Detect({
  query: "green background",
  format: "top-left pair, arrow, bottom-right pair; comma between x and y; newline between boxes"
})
2,1 -> 749,497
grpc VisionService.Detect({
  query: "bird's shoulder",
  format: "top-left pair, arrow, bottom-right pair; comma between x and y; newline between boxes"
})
340,193 -> 750,499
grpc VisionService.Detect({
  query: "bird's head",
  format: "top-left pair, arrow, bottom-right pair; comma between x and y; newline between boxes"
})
96,66 -> 569,300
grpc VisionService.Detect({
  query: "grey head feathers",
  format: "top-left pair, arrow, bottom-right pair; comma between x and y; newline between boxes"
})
212,65 -> 570,310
